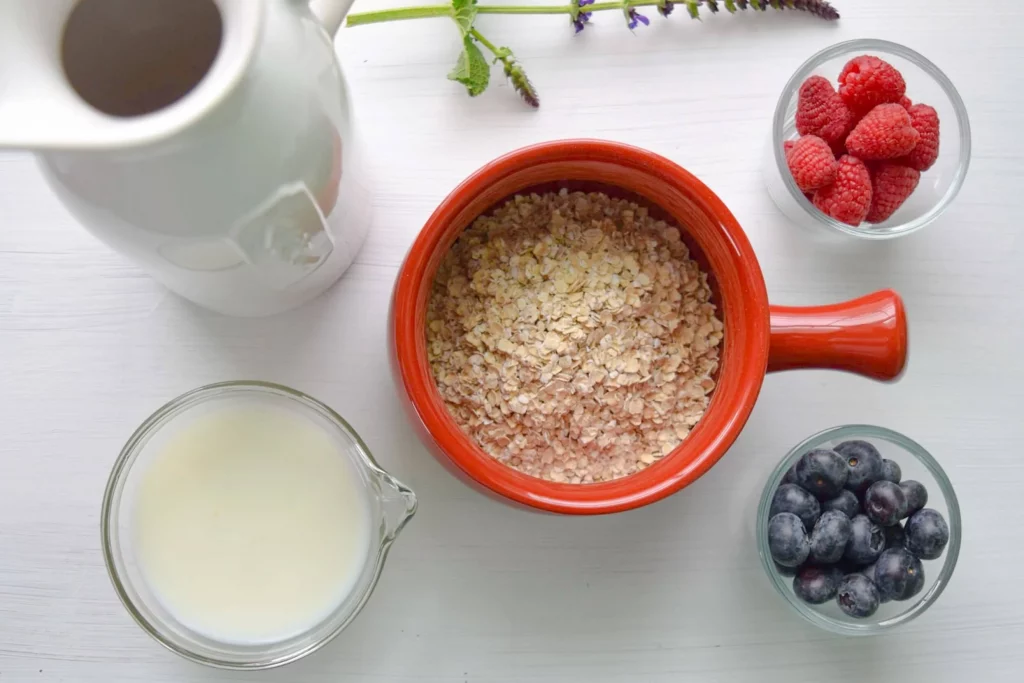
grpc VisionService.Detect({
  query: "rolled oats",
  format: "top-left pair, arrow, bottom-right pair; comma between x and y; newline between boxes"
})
426,190 -> 724,483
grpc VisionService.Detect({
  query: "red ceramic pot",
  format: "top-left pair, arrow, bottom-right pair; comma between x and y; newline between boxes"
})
389,140 -> 907,515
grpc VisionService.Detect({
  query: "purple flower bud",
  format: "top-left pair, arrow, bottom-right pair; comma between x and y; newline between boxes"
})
659,1 -> 675,16
571,0 -> 593,33
626,8 -> 650,29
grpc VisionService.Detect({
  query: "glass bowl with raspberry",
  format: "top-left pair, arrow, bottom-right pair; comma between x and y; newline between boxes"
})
764,39 -> 971,239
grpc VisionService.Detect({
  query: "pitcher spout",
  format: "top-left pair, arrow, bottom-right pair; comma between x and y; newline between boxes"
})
0,0 -> 263,150
374,470 -> 418,542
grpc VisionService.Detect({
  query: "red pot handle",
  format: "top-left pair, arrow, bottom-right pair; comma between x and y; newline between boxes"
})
767,289 -> 908,381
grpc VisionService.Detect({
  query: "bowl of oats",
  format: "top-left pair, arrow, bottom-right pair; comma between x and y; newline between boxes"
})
390,140 -> 908,514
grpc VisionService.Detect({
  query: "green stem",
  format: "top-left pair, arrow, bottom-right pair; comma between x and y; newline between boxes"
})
477,2 -> 662,13
475,5 -> 575,14
468,27 -> 501,56
346,2 -> 666,27
346,5 -> 449,26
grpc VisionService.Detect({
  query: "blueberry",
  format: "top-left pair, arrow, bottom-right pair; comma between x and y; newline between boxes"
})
770,484 -> 821,530
836,573 -> 881,618
775,561 -> 802,577
856,561 -> 889,602
822,489 -> 860,519
809,510 -> 852,564
900,480 -> 928,518
884,523 -> 906,549
768,512 -> 811,567
864,480 -> 907,527
873,548 -> 925,601
904,508 -> 950,560
782,463 -> 798,485
793,565 -> 843,604
844,514 -> 885,565
835,440 -> 884,494
793,449 -> 848,500
881,459 -> 902,483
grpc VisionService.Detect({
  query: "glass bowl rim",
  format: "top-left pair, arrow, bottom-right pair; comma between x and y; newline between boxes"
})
771,38 -> 972,240
756,424 -> 961,635
100,380 -> 416,670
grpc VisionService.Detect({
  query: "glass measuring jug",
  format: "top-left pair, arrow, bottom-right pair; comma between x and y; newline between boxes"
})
101,381 -> 417,669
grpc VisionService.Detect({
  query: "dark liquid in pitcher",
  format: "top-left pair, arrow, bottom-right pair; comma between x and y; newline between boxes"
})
62,0 -> 223,117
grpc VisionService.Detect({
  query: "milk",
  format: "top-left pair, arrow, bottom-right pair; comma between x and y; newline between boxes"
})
132,401 -> 372,644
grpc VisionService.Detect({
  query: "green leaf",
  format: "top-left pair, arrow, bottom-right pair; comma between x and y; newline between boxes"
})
447,36 -> 490,97
451,0 -> 477,36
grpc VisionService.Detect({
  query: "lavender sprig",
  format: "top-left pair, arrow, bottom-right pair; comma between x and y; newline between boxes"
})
787,0 -> 841,21
734,0 -> 839,18
502,54 -> 541,108
468,28 -> 541,107
346,0 -> 841,106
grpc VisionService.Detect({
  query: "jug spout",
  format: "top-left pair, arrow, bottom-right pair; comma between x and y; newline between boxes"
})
0,0 -> 263,150
308,0 -> 357,36
374,470 -> 418,542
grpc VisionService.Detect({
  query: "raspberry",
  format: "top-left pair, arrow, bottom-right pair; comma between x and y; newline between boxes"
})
786,135 -> 838,191
813,155 -> 872,226
796,76 -> 855,145
899,103 -> 940,171
784,140 -> 796,154
866,162 -> 921,223
898,95 -> 913,110
846,104 -> 920,160
838,55 -> 907,114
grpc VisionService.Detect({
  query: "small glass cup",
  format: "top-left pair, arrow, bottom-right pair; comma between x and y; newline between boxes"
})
757,425 -> 961,635
764,39 -> 971,239
101,381 -> 417,669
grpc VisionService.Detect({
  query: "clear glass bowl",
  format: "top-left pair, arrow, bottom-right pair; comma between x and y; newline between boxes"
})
757,425 -> 961,635
101,381 -> 417,669
763,39 -> 971,240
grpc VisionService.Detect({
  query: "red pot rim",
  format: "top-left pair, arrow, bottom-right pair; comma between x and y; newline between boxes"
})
391,140 -> 771,514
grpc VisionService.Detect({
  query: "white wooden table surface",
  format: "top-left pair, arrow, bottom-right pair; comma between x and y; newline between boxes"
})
2,2 -> 1023,681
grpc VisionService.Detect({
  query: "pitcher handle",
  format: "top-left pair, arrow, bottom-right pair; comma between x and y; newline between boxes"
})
767,289 -> 908,382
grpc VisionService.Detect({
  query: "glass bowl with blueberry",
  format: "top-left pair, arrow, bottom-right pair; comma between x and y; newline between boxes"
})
757,425 -> 961,634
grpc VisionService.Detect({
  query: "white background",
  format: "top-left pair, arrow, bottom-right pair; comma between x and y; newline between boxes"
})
2,1 -> 1023,681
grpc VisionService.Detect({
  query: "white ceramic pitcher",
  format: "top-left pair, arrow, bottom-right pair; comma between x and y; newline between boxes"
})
0,0 -> 368,316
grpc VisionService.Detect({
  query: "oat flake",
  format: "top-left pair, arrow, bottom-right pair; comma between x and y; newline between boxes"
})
426,190 -> 724,483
